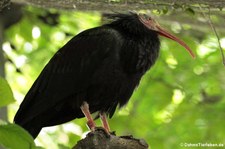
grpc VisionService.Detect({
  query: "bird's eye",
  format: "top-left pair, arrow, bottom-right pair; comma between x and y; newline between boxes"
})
139,14 -> 150,21
144,15 -> 151,21
143,15 -> 152,21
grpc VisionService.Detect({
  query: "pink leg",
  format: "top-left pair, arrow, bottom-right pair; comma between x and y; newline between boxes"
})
80,102 -> 95,131
100,112 -> 110,133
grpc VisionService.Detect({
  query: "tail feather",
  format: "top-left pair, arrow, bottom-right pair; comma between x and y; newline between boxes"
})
15,120 -> 42,139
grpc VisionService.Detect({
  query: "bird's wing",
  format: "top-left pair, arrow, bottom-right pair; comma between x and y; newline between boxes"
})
14,27 -> 123,124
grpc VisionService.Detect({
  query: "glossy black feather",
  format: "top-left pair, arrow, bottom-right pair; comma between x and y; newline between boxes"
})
14,13 -> 160,138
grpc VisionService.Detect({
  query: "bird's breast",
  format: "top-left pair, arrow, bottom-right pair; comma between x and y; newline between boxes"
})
85,56 -> 142,114
120,38 -> 159,74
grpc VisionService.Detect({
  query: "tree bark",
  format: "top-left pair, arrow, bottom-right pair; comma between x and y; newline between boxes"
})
0,0 -> 10,11
10,0 -> 225,11
73,128 -> 149,149
0,4 -> 7,122
0,3 -> 22,121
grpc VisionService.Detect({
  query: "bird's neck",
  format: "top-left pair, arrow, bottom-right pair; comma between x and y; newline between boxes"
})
120,34 -> 160,74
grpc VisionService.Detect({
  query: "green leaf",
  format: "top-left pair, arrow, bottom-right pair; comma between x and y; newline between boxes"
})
0,123 -> 42,149
185,7 -> 195,15
162,7 -> 169,14
0,77 -> 15,108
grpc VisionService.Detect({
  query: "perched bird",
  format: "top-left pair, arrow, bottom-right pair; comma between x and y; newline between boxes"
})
14,12 -> 195,139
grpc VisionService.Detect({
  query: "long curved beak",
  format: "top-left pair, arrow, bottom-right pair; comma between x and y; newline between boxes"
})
138,14 -> 195,59
157,26 -> 195,58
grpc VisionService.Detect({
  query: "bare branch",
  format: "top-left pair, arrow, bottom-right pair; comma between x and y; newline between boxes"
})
199,4 -> 225,66
10,0 -> 225,11
73,128 -> 149,149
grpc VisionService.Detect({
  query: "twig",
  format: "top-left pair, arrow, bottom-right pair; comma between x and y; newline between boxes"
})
199,4 -> 225,66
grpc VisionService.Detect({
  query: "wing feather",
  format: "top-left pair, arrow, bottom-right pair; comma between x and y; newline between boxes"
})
14,27 -> 123,124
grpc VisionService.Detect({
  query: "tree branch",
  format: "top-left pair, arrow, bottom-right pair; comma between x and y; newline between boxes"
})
199,4 -> 225,66
10,0 -> 225,11
73,128 -> 149,149
0,0 -> 10,11
8,0 -> 225,35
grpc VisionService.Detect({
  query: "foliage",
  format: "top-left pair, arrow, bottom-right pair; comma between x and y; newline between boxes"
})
1,6 -> 225,149
0,76 -> 15,108
0,123 -> 43,149
0,78 -> 41,149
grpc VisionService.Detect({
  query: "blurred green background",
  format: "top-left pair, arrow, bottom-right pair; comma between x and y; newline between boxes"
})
0,4 -> 225,149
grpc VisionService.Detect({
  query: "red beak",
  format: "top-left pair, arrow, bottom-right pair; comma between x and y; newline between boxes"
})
157,26 -> 195,58
138,15 -> 195,59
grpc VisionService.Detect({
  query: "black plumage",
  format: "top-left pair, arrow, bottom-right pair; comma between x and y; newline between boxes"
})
14,12 -> 194,138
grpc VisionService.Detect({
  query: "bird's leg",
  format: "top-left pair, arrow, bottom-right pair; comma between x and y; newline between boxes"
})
99,112 -> 110,133
80,101 -> 95,131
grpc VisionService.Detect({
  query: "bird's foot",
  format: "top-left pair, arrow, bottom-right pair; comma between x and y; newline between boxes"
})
99,112 -> 114,135
93,127 -> 115,138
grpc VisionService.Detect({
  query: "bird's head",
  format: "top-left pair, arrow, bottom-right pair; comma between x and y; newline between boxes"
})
138,13 -> 195,58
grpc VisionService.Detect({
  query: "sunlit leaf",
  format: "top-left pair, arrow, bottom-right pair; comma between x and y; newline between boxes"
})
0,123 -> 43,149
0,76 -> 15,108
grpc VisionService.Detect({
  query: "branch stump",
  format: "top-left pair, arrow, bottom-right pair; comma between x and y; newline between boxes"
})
73,128 -> 149,149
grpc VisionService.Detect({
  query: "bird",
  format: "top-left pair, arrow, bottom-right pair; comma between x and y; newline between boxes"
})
14,12 -> 195,139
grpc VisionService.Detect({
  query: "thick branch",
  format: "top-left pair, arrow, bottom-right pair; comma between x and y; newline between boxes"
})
73,128 -> 149,149
8,0 -> 225,34
11,0 -> 225,11
0,0 -> 10,11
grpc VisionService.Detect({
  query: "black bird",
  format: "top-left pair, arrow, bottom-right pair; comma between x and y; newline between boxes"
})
14,12 -> 195,139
